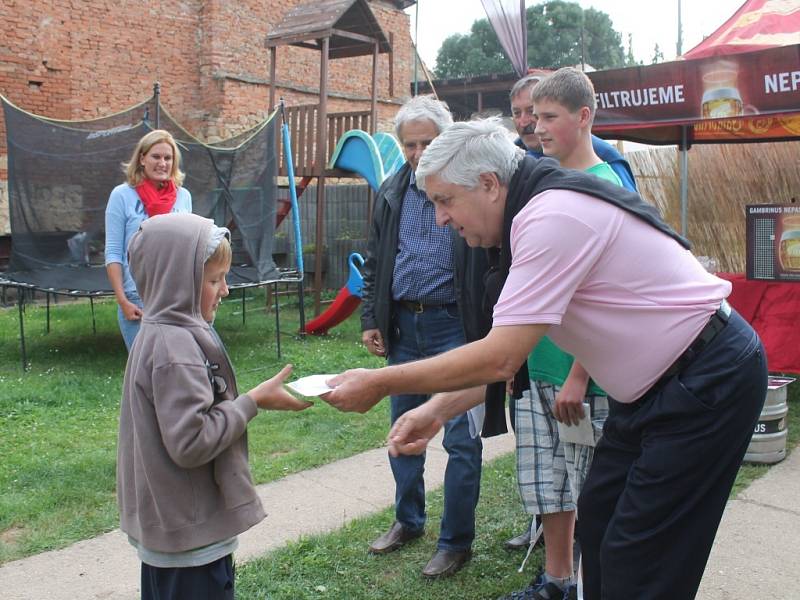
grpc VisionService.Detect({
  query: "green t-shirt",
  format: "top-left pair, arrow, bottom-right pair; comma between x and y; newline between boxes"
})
526,161 -> 623,394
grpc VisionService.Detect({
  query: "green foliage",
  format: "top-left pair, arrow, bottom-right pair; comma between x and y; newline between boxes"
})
625,33 -> 639,67
652,43 -> 665,64
434,1 -> 627,78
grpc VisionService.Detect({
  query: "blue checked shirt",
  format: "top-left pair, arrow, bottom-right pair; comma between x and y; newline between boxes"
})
391,172 -> 456,304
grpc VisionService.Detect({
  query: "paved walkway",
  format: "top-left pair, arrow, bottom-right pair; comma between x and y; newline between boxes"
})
1,435 -> 797,600
0,433 -> 515,600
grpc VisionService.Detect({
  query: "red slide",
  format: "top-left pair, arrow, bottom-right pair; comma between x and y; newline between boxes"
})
303,252 -> 365,335
304,287 -> 361,335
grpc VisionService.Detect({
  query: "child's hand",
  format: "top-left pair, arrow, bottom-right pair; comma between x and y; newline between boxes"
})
248,365 -> 313,411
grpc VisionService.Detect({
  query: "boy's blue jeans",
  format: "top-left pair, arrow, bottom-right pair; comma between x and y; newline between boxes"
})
387,303 -> 483,552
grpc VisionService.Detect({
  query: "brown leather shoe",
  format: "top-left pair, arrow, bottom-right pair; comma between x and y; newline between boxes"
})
421,548 -> 472,578
368,521 -> 424,554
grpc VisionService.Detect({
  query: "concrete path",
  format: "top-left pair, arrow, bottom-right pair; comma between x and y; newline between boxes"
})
0,433 -> 515,600
697,448 -> 800,600
1,435 -> 797,600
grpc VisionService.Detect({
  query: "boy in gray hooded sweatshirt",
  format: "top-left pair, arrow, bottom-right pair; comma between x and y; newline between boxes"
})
117,212 -> 311,599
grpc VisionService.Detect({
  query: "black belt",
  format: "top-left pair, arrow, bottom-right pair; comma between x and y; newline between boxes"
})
396,300 -> 455,314
658,299 -> 732,384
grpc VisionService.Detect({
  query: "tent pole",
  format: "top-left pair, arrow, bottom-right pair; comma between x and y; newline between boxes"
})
680,125 -> 689,237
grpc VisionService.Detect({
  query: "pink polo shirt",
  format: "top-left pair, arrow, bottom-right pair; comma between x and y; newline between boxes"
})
492,189 -> 731,402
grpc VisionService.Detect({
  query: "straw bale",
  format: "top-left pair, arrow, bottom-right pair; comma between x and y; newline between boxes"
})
626,141 -> 800,273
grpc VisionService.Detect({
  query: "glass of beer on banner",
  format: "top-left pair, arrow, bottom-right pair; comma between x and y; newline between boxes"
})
701,60 -> 743,119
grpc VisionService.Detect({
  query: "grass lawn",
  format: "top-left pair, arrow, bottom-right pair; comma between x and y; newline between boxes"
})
2,285 -> 799,595
235,385 -> 800,599
236,453 -> 536,600
0,288 -> 386,563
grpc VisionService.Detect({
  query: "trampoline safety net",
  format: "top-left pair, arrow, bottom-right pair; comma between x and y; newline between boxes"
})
1,94 -> 280,294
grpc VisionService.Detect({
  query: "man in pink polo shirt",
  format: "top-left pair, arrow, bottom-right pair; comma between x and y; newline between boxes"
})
323,119 -> 767,600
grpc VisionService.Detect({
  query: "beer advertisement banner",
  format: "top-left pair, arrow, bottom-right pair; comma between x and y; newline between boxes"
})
746,204 -> 800,281
589,44 -> 800,145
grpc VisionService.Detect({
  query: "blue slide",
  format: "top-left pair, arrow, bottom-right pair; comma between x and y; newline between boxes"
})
328,130 -> 404,192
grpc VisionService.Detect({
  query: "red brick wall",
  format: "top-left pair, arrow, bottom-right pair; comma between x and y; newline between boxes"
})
0,0 -> 413,231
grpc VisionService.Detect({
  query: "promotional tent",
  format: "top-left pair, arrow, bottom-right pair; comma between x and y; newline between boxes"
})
586,0 -> 800,233
586,0 -> 800,373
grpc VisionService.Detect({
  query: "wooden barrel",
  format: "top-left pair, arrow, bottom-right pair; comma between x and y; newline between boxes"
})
744,376 -> 793,464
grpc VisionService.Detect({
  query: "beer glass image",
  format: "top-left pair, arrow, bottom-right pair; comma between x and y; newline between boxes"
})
777,215 -> 800,272
701,60 -> 744,119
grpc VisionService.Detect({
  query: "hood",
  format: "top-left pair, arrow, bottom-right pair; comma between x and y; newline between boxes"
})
129,212 -> 214,326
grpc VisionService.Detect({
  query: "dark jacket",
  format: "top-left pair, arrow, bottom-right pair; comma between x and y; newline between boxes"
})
360,163 -> 490,355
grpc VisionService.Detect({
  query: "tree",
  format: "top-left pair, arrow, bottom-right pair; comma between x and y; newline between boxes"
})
434,19 -> 509,79
625,33 -> 639,66
652,43 -> 664,64
434,0 -> 626,78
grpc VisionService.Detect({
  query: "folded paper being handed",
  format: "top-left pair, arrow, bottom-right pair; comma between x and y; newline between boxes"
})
287,374 -> 337,397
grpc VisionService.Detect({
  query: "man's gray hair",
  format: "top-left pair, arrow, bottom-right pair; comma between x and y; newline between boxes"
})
509,74 -> 542,101
416,118 -> 524,191
394,95 -> 454,140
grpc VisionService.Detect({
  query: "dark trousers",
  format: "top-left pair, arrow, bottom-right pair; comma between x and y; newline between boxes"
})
141,554 -> 234,600
577,309 -> 767,600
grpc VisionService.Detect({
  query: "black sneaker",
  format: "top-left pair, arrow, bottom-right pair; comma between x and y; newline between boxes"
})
497,573 -> 568,600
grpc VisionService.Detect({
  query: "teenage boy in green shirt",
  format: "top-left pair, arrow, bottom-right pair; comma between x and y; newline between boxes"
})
501,67 -> 629,600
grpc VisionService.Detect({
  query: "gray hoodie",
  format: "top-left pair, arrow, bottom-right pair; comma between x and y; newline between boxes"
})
117,213 -> 265,553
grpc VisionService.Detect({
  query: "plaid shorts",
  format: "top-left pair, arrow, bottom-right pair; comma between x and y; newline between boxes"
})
515,382 -> 609,515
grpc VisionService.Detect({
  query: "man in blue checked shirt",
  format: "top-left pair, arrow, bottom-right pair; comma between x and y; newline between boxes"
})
359,96 -> 483,579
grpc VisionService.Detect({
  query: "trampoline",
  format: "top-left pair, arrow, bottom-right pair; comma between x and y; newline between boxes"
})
1,90 -> 306,367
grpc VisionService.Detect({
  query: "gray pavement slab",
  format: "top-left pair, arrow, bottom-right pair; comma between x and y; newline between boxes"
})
697,449 -> 800,600
0,433 -> 515,600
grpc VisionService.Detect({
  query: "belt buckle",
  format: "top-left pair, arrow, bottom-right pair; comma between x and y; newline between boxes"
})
411,300 -> 424,314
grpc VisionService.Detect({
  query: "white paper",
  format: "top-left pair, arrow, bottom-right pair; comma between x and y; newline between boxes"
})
287,374 -> 337,397
467,404 -> 485,439
556,402 -> 596,447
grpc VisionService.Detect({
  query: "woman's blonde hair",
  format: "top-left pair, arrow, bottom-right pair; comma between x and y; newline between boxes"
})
123,129 -> 185,187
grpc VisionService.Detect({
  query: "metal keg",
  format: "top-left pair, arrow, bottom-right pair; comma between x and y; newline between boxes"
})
744,376 -> 793,464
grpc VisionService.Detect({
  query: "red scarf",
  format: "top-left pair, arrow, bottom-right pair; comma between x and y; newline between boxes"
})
136,179 -> 177,217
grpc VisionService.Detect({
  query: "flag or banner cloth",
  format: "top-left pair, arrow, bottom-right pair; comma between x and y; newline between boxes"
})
481,0 -> 527,77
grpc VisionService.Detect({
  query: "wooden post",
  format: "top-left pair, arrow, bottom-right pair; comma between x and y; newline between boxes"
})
314,36 -> 330,316
388,32 -> 394,98
370,41 -> 378,134
269,47 -> 277,111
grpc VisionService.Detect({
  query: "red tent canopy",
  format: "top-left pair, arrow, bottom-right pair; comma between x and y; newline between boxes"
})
683,0 -> 800,60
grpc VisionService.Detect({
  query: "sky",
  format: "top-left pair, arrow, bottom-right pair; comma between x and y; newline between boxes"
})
405,0 -> 747,70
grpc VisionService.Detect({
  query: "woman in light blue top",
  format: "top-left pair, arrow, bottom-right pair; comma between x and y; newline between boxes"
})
105,130 -> 193,350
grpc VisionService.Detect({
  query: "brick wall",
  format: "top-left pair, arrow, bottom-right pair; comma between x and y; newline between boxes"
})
0,0 -> 413,233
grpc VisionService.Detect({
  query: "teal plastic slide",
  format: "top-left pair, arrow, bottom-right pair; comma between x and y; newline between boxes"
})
328,129 -> 404,192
